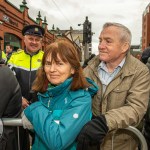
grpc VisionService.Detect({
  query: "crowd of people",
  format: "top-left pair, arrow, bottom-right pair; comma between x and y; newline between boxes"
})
0,22 -> 150,150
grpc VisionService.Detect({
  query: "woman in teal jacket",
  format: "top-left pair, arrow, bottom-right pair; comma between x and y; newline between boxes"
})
22,39 -> 98,150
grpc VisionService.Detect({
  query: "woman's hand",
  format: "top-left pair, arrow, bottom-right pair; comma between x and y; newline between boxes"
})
22,112 -> 33,130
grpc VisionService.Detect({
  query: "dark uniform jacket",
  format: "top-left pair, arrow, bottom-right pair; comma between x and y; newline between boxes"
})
0,65 -> 22,150
8,49 -> 43,101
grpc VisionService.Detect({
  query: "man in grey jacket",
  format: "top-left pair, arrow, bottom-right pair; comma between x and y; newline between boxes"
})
77,22 -> 150,150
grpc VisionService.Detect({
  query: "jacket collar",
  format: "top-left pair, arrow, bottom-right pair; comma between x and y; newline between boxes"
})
88,51 -> 135,78
118,52 -> 136,78
24,49 -> 40,56
38,78 -> 72,98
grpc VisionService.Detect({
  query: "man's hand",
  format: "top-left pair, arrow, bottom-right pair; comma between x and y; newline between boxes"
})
22,97 -> 29,109
77,115 -> 109,150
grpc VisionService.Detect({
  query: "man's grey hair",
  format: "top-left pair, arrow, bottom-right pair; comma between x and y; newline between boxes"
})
103,22 -> 132,46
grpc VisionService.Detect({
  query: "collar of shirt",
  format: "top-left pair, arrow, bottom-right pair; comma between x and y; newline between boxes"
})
97,57 -> 126,94
98,57 -> 126,72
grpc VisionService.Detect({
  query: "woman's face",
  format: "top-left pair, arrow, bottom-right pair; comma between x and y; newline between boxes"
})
44,54 -> 75,85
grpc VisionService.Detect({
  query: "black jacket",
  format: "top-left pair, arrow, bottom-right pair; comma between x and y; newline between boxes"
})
143,59 -> 150,150
141,47 -> 150,64
144,98 -> 150,150
0,65 -> 22,150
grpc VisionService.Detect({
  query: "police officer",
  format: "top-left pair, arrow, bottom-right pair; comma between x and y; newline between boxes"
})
8,24 -> 45,150
8,24 -> 45,108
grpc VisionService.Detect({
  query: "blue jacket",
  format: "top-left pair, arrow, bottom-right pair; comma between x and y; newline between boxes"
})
24,78 -> 98,150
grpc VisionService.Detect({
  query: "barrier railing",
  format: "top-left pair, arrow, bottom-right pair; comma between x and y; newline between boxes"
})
111,126 -> 148,150
1,118 -> 22,150
0,118 -> 148,150
2,118 -> 22,126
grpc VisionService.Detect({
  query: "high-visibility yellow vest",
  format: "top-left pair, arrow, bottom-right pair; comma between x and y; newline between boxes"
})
8,49 -> 44,100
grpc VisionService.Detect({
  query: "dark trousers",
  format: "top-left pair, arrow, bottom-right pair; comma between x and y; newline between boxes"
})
19,127 -> 30,150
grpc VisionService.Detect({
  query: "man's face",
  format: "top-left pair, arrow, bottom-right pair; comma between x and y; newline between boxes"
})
24,35 -> 42,53
98,26 -> 129,64
6,46 -> 12,53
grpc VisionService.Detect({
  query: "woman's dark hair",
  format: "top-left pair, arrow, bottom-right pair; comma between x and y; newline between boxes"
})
32,38 -> 90,92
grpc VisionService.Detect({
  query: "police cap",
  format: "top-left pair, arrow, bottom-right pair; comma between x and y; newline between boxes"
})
22,24 -> 45,37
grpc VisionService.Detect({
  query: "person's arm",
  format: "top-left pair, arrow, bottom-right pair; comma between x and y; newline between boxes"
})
23,91 -> 92,150
84,62 -> 150,130
77,67 -> 150,149
2,51 -> 7,64
77,114 -> 109,150
0,66 -> 11,116
7,54 -> 16,75
0,66 -> 22,117
105,67 -> 150,131
7,54 -> 28,109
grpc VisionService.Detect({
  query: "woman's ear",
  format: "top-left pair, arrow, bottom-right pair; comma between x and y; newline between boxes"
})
71,68 -> 75,75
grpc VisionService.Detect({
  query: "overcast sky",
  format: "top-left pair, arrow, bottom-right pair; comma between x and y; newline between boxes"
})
8,0 -> 150,54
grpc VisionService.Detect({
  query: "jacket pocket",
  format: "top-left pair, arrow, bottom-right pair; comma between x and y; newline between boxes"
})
107,84 -> 130,110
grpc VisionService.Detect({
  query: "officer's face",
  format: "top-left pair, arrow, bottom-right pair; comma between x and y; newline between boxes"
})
24,35 -> 42,53
6,46 -> 12,53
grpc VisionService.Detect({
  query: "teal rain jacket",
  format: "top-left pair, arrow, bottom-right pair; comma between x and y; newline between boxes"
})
24,78 -> 98,150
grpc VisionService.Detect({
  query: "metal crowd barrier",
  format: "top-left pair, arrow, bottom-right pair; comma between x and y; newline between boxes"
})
1,118 -> 22,150
2,118 -> 22,126
111,126 -> 148,150
0,118 -> 148,150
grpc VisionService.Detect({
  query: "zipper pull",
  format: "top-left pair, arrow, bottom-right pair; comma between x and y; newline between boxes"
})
48,99 -> 50,107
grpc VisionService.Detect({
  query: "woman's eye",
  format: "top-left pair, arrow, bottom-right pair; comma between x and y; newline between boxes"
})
55,61 -> 63,65
57,62 -> 63,65
45,62 -> 51,65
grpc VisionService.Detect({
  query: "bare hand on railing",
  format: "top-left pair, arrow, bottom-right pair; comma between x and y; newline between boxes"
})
22,97 -> 29,109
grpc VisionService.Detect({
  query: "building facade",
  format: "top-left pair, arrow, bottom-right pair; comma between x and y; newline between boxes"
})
57,26 -> 92,62
56,28 -> 84,61
142,3 -> 150,51
0,0 -> 55,52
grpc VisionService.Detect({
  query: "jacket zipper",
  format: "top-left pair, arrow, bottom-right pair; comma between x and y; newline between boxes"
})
48,99 -> 50,107
48,95 -> 53,108
29,55 -> 32,90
